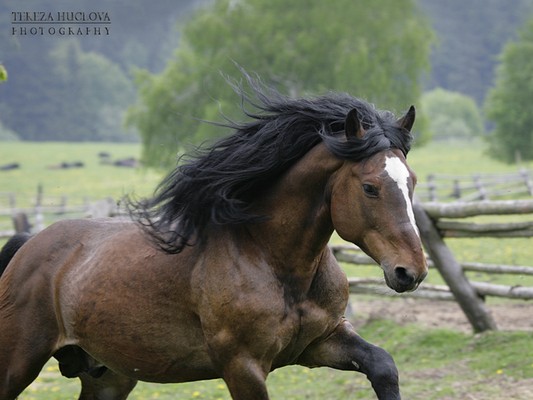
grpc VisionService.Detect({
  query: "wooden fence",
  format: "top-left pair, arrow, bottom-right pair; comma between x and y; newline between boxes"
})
417,169 -> 533,202
333,248 -> 453,298
333,246 -> 533,301
0,190 -> 117,238
334,199 -> 533,332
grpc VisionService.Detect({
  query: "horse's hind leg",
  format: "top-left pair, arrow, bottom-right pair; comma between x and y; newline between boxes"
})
0,292 -> 59,397
0,325 -> 54,399
0,353 -> 51,399
0,234 -> 54,399
78,369 -> 137,400
0,308 -> 59,399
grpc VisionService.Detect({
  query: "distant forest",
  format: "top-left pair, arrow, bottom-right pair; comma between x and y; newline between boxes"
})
419,0 -> 533,104
1,0 -> 532,142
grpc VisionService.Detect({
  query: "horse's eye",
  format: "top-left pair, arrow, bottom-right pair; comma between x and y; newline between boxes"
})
362,184 -> 379,198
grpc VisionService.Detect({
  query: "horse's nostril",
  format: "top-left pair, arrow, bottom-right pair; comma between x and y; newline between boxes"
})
394,266 -> 415,286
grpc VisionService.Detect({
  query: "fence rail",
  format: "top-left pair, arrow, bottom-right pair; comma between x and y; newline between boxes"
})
333,245 -> 533,301
0,190 -> 91,216
334,199 -> 533,332
332,245 -> 533,276
0,191 -> 117,238
417,169 -> 533,202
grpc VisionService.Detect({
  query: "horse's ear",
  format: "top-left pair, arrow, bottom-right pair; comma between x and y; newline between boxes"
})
397,105 -> 416,132
345,108 -> 365,139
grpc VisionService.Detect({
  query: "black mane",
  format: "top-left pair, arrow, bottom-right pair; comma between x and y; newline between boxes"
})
131,76 -> 412,253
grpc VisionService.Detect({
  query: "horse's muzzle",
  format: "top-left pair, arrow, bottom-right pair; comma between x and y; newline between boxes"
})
384,265 -> 428,293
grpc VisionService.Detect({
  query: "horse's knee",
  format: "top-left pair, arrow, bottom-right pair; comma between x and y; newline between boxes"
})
368,345 -> 398,379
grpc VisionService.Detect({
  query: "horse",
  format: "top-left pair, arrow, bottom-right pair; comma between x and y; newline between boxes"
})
0,78 -> 427,400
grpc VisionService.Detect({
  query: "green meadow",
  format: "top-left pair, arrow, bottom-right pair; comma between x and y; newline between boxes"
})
0,142 -> 161,206
1,139 -> 533,399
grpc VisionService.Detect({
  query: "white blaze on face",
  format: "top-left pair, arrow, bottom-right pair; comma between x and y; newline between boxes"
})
384,156 -> 420,237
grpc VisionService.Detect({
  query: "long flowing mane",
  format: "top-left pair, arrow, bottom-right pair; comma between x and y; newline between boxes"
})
131,75 -> 412,253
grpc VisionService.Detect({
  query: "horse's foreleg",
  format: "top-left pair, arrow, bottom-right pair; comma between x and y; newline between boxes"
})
298,319 -> 400,400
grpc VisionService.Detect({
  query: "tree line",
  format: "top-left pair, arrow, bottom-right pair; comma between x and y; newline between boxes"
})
1,0 -> 533,166
0,0 -> 198,142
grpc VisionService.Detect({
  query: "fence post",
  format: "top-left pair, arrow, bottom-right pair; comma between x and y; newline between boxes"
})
427,174 -> 437,201
521,169 -> 533,196
8,193 -> 16,210
413,202 -> 497,332
474,175 -> 487,200
12,212 -> 31,234
452,179 -> 461,199
34,184 -> 44,232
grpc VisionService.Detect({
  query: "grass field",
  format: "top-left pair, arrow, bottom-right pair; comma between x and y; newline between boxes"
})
1,139 -> 533,399
0,142 -> 162,206
18,321 -> 533,399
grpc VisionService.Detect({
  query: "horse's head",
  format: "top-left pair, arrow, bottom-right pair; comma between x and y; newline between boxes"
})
329,106 -> 427,292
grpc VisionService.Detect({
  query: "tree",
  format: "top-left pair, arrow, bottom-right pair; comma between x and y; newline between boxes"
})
50,40 -> 136,141
0,64 -> 6,83
419,0 -> 533,105
421,88 -> 484,140
485,15 -> 533,163
0,0 -> 198,142
1,39 -> 135,141
0,62 -> 15,140
0,120 -> 18,141
128,0 -> 433,168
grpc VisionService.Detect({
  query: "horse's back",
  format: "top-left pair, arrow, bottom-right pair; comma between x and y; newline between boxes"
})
1,218 -> 133,288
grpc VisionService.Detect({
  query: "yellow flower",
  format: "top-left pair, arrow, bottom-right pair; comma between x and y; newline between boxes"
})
496,369 -> 503,374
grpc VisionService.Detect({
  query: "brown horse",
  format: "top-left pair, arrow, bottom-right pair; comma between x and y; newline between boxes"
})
0,80 -> 427,399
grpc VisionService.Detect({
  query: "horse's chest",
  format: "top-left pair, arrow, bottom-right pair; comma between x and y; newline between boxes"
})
271,301 -> 337,365
197,251 -> 347,367
293,303 -> 344,346
273,285 -> 347,363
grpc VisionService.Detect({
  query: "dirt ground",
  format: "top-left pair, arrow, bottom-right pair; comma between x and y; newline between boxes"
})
349,296 -> 533,332
349,297 -> 533,400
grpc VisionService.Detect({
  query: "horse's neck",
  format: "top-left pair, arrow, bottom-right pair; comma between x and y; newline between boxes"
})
249,144 -> 341,270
